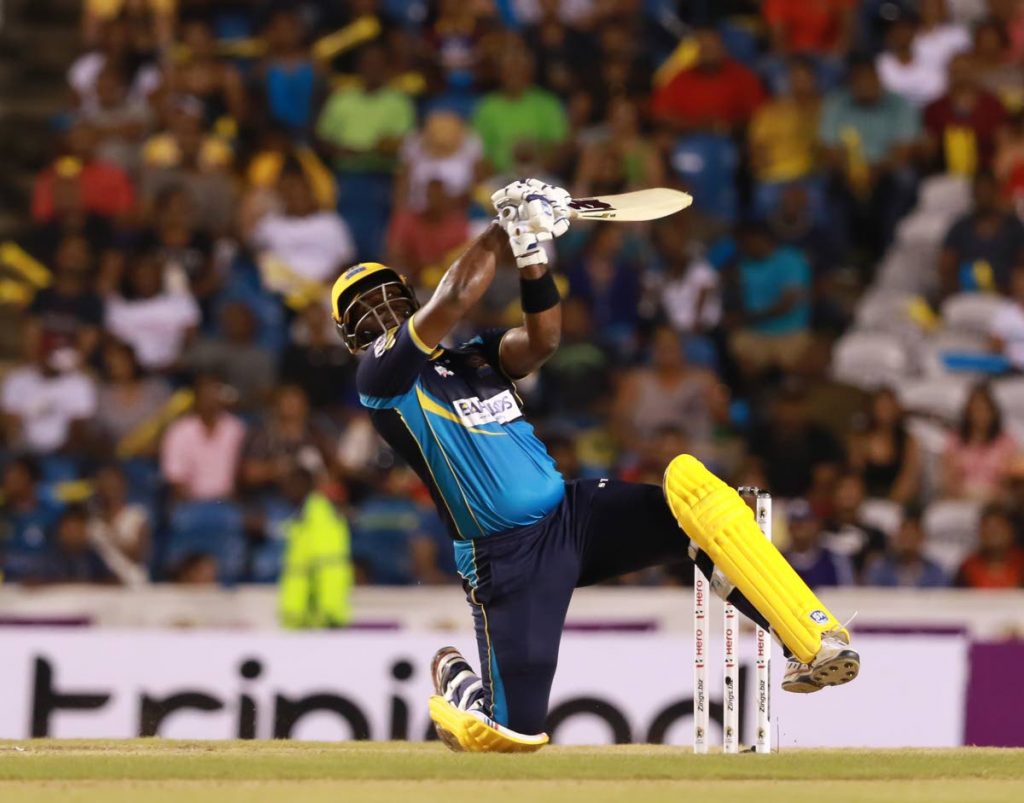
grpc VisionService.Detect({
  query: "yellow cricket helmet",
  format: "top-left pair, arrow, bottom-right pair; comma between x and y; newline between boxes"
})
331,262 -> 419,353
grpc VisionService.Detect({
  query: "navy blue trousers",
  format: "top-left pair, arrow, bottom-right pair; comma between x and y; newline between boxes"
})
463,478 -> 770,735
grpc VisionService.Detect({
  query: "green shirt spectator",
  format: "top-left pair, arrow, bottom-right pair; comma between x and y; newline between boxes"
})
472,49 -> 568,173
316,45 -> 415,173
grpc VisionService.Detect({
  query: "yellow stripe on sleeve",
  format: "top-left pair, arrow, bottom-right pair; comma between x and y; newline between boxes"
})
407,314 -> 435,355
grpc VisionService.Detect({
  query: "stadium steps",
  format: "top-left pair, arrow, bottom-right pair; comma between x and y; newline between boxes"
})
0,0 -> 80,239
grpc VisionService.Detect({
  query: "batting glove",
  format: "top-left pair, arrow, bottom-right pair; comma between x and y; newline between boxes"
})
502,214 -> 549,269
491,178 -> 571,240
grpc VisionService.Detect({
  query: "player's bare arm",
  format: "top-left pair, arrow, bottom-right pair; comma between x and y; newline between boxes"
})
411,222 -> 508,351
497,261 -> 563,380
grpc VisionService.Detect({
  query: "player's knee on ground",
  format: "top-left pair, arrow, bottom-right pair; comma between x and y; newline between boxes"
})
663,454 -> 846,664
491,655 -> 559,736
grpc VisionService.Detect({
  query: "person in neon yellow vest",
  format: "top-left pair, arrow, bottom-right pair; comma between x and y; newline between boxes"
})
278,467 -> 353,628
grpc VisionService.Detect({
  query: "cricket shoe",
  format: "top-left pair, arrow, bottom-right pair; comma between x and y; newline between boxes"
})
430,646 -> 483,752
781,629 -> 860,693
428,696 -> 549,753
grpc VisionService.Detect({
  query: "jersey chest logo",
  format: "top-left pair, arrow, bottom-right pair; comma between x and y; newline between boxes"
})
372,330 -> 396,357
452,389 -> 522,427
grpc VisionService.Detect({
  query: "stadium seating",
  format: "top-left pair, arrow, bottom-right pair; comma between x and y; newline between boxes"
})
163,501 -> 247,585
941,293 -> 1008,337
918,329 -> 990,378
896,377 -> 974,424
248,498 -> 293,584
670,134 -> 739,222
831,331 -> 911,390
858,498 -> 903,537
923,499 -> 983,575
917,175 -> 972,217
853,291 -> 918,335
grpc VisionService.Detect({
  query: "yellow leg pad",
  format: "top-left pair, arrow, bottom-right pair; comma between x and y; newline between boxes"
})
428,696 -> 549,753
664,454 -> 845,664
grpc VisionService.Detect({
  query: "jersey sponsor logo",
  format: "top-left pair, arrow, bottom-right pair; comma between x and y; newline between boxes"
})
434,364 -> 454,378
452,390 -> 522,427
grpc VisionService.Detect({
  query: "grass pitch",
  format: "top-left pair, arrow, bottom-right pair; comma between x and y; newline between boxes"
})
1,741 -> 1023,803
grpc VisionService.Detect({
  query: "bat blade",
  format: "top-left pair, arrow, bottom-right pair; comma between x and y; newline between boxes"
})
568,188 -> 693,222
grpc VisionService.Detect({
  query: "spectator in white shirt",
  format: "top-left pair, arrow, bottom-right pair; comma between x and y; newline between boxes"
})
251,166 -> 355,295
68,17 -> 162,115
877,17 -> 948,108
1,342 -> 97,455
648,218 -> 721,335
878,3 -> 971,108
395,111 -> 484,211
915,0 -> 971,71
160,374 -> 246,501
991,263 -> 1024,369
105,253 -> 201,372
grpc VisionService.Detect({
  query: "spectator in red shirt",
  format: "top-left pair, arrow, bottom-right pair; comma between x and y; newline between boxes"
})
955,504 -> 1024,589
924,54 -> 1009,175
995,111 -> 1024,206
652,28 -> 765,133
31,121 -> 135,223
763,0 -> 855,57
386,179 -> 470,280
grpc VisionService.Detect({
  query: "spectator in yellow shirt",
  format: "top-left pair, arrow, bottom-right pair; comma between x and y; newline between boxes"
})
749,58 -> 823,217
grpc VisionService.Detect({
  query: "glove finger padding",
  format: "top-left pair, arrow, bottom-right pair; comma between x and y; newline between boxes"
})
549,206 -> 570,238
495,202 -> 518,224
504,219 -> 548,269
491,180 -> 533,208
529,182 -> 571,239
523,194 -> 555,236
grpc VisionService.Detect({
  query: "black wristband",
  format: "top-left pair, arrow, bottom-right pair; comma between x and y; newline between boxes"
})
520,271 -> 560,314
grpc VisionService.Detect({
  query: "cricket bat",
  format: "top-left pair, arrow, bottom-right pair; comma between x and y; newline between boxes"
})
567,188 -> 693,222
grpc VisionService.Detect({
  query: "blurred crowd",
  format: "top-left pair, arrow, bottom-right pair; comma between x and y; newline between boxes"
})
2,0 -> 1024,606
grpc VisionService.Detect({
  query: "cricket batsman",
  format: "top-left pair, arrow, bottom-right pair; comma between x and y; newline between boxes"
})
330,179 -> 860,753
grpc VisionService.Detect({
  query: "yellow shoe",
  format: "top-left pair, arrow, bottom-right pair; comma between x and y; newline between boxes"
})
428,695 -> 549,753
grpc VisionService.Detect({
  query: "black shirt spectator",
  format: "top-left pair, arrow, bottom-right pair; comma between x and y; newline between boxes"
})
135,186 -> 218,318
848,388 -> 922,504
821,473 -> 889,579
279,301 -> 355,411
26,234 -> 104,363
749,385 -> 845,500
0,457 -> 62,582
940,171 -> 1024,297
524,3 -> 599,100
184,301 -> 276,413
239,385 -> 332,498
47,505 -> 116,584
538,298 -> 613,419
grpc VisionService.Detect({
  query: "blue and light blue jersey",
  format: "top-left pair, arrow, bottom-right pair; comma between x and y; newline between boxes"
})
356,318 -> 565,546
